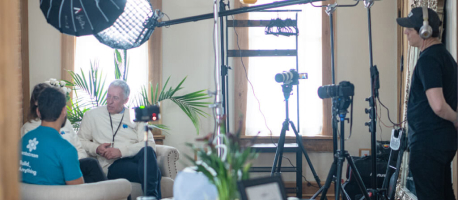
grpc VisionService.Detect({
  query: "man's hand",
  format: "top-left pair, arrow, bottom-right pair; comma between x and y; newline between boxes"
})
103,148 -> 122,160
96,143 -> 111,156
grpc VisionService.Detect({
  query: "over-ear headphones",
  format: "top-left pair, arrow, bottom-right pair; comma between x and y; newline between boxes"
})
419,6 -> 432,39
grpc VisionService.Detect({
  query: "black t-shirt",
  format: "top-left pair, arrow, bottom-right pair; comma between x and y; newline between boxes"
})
407,44 -> 457,151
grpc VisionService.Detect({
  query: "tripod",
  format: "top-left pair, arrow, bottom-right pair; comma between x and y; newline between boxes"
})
271,83 -> 323,192
311,97 -> 371,200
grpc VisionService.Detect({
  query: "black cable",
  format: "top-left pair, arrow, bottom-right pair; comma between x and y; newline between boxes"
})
283,155 -> 318,188
377,97 -> 401,126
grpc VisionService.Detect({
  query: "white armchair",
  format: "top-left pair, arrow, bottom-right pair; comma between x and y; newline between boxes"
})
21,178 -> 131,200
20,145 -> 179,200
130,145 -> 180,199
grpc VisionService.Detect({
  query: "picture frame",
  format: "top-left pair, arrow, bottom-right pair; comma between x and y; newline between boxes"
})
359,148 -> 371,157
238,175 -> 287,200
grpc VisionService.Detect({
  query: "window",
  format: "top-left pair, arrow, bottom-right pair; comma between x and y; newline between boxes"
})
74,36 -> 149,107
244,2 -> 324,136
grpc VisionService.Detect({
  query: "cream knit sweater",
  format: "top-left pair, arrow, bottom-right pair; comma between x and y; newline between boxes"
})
78,106 -> 156,174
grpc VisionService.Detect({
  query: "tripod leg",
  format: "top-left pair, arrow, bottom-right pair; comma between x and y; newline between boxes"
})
315,161 -> 336,200
335,152 -> 344,200
346,153 -> 371,200
271,120 -> 289,176
289,122 -> 323,188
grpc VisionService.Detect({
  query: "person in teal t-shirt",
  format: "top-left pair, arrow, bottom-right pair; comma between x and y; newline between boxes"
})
20,87 -> 83,185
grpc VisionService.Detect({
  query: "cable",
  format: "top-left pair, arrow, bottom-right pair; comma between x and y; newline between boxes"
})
283,155 -> 318,188
377,97 -> 407,127
377,97 -> 400,126
378,99 -> 383,141
230,14 -> 274,143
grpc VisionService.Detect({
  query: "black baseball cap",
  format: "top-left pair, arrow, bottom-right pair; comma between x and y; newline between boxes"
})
396,7 -> 442,37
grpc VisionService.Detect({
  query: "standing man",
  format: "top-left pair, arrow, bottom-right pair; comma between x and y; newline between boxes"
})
78,80 -> 161,199
397,7 -> 457,200
21,87 -> 84,185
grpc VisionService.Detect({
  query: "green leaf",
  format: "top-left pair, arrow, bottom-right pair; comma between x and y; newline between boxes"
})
136,76 -> 211,134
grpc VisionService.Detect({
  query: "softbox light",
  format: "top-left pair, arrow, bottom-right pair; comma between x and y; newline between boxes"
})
94,0 -> 159,50
40,0 -> 127,36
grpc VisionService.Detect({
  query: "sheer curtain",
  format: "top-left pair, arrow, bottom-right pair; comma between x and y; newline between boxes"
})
74,36 -> 149,107
245,3 -> 322,136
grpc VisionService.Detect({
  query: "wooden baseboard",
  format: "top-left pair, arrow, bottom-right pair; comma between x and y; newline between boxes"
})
284,181 -> 336,198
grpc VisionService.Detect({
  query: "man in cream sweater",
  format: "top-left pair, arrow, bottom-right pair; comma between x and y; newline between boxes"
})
78,80 -> 161,199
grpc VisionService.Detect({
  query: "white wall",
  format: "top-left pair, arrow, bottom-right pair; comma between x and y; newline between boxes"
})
161,0 -> 215,170
28,0 -> 61,93
336,0 -> 398,160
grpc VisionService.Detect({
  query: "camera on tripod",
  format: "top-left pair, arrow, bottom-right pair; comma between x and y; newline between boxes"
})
317,81 -> 354,99
275,69 -> 308,85
134,105 -> 160,122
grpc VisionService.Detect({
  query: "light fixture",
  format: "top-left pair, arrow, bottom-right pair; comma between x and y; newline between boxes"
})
94,0 -> 160,50
40,0 -> 126,36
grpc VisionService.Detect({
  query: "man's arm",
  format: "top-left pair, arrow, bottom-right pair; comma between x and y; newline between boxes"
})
61,147 -> 84,185
66,177 -> 84,185
78,112 -> 101,157
64,119 -> 88,159
116,123 -> 156,158
426,87 -> 457,125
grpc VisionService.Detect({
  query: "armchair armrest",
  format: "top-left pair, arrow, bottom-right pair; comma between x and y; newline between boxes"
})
156,145 -> 180,179
21,179 -> 131,200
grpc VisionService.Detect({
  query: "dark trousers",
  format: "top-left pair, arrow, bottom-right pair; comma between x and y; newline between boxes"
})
107,147 -> 162,199
409,145 -> 456,200
79,157 -> 107,183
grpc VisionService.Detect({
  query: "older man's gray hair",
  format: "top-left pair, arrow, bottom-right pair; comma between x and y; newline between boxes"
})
109,80 -> 130,100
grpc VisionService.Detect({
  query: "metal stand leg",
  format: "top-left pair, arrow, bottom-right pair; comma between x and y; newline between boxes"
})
346,153 -> 371,200
313,109 -> 371,200
271,120 -> 289,176
290,121 -> 322,189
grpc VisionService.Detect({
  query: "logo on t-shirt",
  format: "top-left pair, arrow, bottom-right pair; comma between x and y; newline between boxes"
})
26,138 -> 39,152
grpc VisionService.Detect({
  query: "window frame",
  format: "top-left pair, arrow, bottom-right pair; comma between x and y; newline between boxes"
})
233,1 -> 334,150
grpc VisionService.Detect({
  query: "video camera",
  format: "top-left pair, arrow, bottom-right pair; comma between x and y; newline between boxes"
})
134,105 -> 160,122
275,69 -> 308,85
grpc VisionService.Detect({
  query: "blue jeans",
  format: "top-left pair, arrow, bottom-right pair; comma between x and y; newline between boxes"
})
107,147 -> 162,199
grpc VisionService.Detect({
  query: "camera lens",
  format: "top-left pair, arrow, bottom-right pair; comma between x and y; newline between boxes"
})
317,84 -> 338,99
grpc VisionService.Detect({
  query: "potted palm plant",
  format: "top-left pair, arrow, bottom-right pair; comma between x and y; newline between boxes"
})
66,49 -> 211,134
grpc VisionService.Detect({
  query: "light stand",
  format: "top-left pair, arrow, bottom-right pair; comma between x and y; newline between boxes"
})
311,96 -> 371,200
362,0 -> 380,195
310,2 -> 359,199
271,83 -> 323,191
137,125 -> 154,200
139,125 -> 150,199
134,105 -> 160,200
